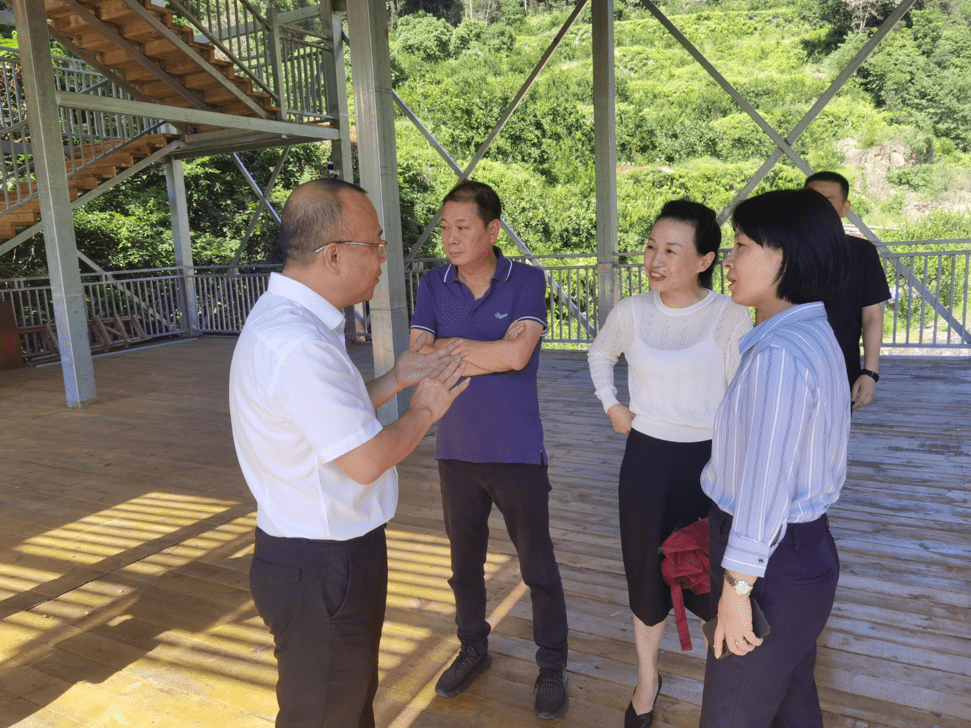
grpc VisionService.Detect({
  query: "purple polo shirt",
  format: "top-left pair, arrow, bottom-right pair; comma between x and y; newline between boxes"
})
411,247 -> 548,464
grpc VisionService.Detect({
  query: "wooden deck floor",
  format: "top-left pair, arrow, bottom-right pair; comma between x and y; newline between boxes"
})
0,338 -> 968,728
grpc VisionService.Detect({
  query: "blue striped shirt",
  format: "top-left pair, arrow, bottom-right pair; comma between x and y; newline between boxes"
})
701,302 -> 850,577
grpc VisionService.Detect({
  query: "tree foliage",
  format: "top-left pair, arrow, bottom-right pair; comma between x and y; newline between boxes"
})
4,0 -> 969,278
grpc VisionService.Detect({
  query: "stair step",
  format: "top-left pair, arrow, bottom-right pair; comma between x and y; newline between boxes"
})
119,19 -> 171,44
73,32 -> 120,53
182,69 -> 242,90
4,210 -> 39,225
96,0 -> 172,27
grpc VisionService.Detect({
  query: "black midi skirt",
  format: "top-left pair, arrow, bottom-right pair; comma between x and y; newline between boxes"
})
619,428 -> 715,626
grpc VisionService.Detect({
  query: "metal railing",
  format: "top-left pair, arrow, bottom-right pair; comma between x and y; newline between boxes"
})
1,244 -> 968,360
1,268 -> 185,358
192,264 -> 278,332
169,0 -> 277,101
884,246 -> 970,348
169,0 -> 336,122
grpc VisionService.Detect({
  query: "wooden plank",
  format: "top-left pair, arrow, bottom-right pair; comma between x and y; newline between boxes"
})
0,340 -> 968,727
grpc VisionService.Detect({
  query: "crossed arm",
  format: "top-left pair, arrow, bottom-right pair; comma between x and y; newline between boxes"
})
408,318 -> 544,376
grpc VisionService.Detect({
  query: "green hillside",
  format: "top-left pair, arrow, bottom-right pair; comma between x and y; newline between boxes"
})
389,0 -> 971,257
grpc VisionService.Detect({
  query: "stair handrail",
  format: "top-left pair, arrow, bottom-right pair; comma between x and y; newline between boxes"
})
165,0 -> 278,104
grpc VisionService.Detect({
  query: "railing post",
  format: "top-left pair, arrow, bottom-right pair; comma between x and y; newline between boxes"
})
321,3 -> 353,181
165,157 -> 198,335
14,0 -> 97,406
266,6 -> 287,120
593,0 -> 619,328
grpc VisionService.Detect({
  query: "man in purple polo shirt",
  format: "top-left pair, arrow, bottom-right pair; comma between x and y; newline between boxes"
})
409,181 -> 569,719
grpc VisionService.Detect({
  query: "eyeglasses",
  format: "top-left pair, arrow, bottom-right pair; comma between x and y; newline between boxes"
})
313,240 -> 388,254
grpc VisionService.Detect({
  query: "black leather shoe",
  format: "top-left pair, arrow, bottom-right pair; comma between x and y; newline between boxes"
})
435,644 -> 491,698
624,673 -> 662,728
534,668 -> 569,719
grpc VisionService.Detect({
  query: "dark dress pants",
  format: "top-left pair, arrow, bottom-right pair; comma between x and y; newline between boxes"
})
439,459 -> 569,670
250,526 -> 388,728
701,506 -> 839,728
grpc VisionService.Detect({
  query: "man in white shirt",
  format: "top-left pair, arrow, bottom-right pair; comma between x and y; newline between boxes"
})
229,179 -> 469,728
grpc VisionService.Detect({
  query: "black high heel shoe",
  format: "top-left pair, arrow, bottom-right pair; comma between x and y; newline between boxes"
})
624,673 -> 662,728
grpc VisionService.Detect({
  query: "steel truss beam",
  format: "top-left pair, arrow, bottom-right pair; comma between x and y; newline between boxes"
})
404,0 -> 589,257
636,0 -> 968,343
227,148 -> 288,268
54,92 -> 338,140
392,91 -> 595,338
383,1 -> 596,336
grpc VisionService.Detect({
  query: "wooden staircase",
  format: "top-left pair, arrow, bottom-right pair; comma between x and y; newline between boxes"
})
44,0 -> 279,117
0,0 -> 286,243
0,133 -> 172,241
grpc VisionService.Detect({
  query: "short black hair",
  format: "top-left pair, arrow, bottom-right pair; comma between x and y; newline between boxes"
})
732,188 -> 848,308
442,180 -> 501,227
655,198 -> 721,289
805,171 -> 850,202
279,178 -> 367,266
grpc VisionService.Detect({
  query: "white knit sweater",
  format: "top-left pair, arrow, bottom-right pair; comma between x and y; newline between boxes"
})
587,290 -> 753,443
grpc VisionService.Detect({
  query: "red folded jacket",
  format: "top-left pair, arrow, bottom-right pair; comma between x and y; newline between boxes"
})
660,517 -> 710,651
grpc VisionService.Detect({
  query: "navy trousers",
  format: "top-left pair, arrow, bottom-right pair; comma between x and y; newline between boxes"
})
700,506 -> 839,728
249,526 -> 388,728
438,459 -> 569,670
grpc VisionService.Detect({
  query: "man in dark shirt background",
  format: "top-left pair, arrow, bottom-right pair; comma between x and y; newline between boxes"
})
805,172 -> 892,410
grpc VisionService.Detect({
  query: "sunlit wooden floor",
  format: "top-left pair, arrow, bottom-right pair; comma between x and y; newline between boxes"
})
0,337 -> 968,728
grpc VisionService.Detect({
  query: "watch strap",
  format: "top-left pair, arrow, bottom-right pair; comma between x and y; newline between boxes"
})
860,368 -> 880,382
724,571 -> 753,595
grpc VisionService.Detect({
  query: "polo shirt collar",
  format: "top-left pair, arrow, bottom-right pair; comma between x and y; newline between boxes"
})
739,301 -> 826,354
442,246 -> 513,284
267,272 -> 344,332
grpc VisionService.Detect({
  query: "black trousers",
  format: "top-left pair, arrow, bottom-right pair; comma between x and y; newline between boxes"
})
700,506 -> 839,728
438,459 -> 569,670
250,526 -> 388,728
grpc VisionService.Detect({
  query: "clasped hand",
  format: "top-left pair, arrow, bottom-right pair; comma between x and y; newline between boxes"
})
397,332 -> 471,422
394,332 -> 468,388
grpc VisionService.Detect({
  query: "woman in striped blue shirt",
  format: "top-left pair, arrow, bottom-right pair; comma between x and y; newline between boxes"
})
699,188 -> 851,728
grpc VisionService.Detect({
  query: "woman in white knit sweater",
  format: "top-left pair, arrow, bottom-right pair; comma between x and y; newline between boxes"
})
587,200 -> 752,728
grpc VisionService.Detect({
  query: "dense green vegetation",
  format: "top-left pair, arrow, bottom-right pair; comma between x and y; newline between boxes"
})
3,0 -> 970,279
389,0 -> 971,259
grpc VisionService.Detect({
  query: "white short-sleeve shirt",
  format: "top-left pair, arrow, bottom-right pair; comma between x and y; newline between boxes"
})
229,273 -> 397,540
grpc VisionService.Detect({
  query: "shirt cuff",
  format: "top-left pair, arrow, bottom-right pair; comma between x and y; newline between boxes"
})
721,530 -> 773,579
594,386 -> 620,413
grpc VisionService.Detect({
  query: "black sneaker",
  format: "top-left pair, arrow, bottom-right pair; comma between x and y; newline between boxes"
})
534,668 -> 569,719
434,644 -> 492,698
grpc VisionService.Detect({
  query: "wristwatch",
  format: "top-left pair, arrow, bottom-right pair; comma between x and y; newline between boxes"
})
860,368 -> 880,382
725,572 -> 754,596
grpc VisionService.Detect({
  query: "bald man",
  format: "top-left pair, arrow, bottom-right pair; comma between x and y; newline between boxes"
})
229,179 -> 469,728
